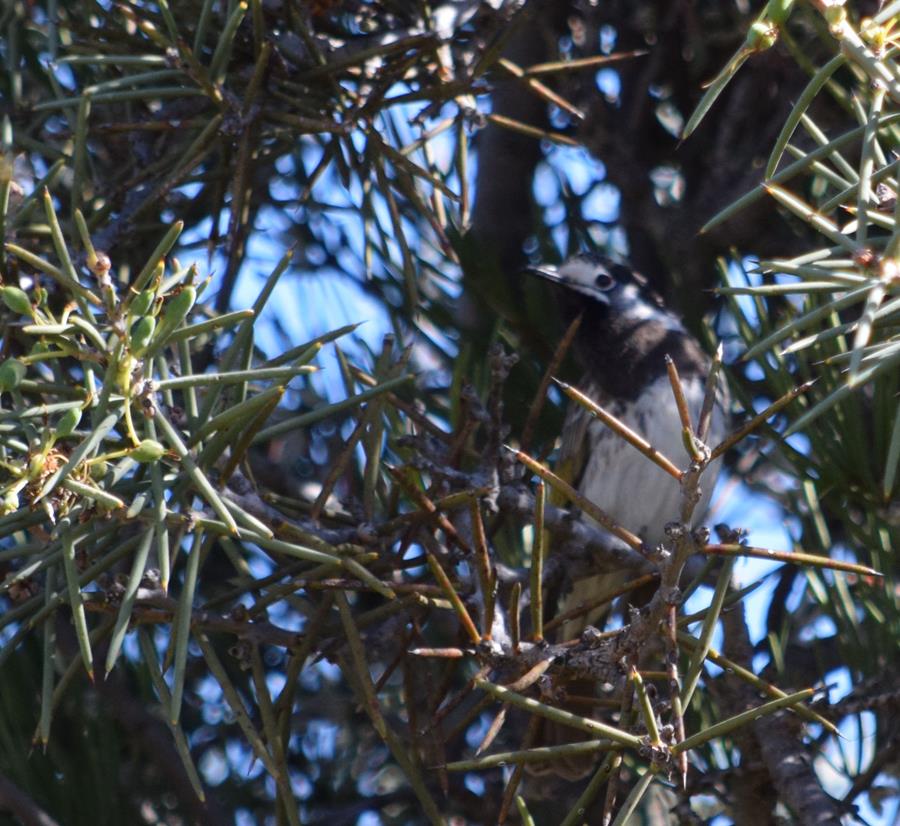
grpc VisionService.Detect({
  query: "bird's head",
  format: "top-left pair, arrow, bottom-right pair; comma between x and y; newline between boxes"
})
527,252 -> 680,332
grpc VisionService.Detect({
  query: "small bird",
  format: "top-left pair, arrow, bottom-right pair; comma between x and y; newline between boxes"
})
526,251 -> 729,779
530,251 -> 728,556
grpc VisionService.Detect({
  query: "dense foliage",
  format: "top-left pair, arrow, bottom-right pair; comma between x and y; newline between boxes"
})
0,1 -> 897,824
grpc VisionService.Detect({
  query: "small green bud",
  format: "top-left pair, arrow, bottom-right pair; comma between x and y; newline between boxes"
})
0,358 -> 26,391
130,289 -> 156,318
130,439 -> 166,462
90,460 -> 109,481
1,286 -> 33,316
56,407 -> 83,439
747,20 -> 778,51
129,316 -> 156,355
144,285 -> 197,356
160,285 -> 196,330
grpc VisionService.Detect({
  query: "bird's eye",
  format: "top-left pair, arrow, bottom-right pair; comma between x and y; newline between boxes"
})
594,270 -> 616,291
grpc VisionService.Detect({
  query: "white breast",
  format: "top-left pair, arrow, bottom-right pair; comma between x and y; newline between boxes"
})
577,375 -> 728,548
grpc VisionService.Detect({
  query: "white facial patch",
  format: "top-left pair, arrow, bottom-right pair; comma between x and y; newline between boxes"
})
556,258 -> 612,298
616,283 -> 684,332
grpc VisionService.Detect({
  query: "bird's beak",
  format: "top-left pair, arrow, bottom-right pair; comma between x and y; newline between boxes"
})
525,264 -> 562,283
